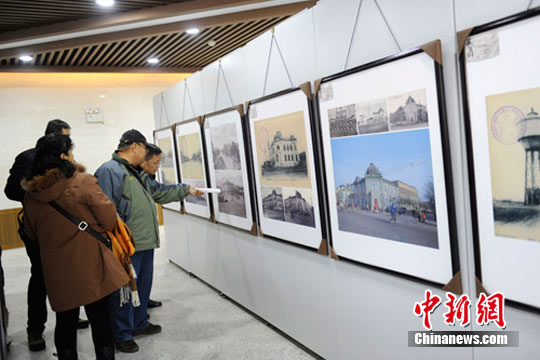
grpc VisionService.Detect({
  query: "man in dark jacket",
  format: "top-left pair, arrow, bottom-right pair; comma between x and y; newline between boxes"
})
3,119 -> 91,351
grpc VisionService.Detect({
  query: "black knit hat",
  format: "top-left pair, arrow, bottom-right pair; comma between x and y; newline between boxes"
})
118,129 -> 147,149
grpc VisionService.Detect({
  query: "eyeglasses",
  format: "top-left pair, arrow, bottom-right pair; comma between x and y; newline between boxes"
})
149,161 -> 161,166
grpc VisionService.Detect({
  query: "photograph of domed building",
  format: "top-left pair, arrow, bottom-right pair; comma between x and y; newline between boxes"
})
486,86 -> 540,242
388,89 -> 428,131
331,129 -> 438,248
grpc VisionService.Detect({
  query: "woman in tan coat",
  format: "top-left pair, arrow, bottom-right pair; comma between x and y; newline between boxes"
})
22,134 -> 128,360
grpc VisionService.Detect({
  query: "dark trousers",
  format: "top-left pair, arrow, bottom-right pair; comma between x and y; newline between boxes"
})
24,241 -> 47,335
111,249 -> 154,341
55,295 -> 113,353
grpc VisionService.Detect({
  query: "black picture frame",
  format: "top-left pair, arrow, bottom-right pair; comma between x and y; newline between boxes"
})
459,7 -> 540,313
315,44 -> 460,286
245,86 -> 329,253
153,125 -> 181,213
201,105 -> 258,234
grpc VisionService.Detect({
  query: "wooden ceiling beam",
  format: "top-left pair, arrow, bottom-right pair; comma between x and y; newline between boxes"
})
0,1 -> 316,59
0,0 -> 276,44
0,65 -> 199,73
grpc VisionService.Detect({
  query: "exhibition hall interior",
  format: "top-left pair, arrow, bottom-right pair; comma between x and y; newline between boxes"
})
1,0 -> 540,359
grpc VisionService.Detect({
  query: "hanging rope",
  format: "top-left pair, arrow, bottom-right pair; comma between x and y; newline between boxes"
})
527,0 -> 534,9
262,28 -> 294,96
344,0 -> 363,70
213,60 -> 235,112
374,0 -> 402,52
185,81 -> 196,119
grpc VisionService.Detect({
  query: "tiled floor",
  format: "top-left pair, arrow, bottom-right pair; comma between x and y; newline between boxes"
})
2,231 -> 315,359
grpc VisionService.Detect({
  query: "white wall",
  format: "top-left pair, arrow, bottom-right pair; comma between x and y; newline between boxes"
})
155,1 -> 540,359
0,73 -> 186,210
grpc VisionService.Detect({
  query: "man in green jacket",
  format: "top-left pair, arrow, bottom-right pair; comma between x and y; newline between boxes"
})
95,130 -> 201,353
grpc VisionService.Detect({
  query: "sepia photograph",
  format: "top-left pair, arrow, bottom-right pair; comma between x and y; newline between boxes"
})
210,123 -> 241,170
157,137 -> 175,185
355,97 -> 389,135
178,132 -> 205,180
261,186 -> 285,221
216,170 -> 246,218
183,179 -> 207,206
331,129 -> 438,248
254,110 -> 312,188
328,104 -> 358,138
486,86 -> 540,242
283,187 -> 315,227
387,89 -> 429,131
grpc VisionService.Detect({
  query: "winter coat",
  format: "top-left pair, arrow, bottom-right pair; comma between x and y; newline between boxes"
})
4,148 -> 35,203
94,153 -> 190,252
22,164 -> 129,312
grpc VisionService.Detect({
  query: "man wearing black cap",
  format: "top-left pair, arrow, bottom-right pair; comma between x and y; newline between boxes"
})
95,129 -> 200,353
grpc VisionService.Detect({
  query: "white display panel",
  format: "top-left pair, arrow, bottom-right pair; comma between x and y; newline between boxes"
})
248,89 -> 322,249
204,108 -> 255,232
318,51 -> 454,284
464,13 -> 540,309
175,120 -> 211,219
154,127 -> 180,212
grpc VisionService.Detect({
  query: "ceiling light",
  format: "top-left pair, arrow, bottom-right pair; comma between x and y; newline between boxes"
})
147,58 -> 159,65
96,0 -> 114,7
19,55 -> 33,62
186,28 -> 200,35
207,40 -> 216,47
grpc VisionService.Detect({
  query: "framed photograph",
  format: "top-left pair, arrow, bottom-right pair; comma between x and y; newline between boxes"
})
153,127 -> 180,212
203,106 -> 256,232
174,118 -> 211,219
317,44 -> 458,284
460,8 -> 540,310
247,87 -> 324,249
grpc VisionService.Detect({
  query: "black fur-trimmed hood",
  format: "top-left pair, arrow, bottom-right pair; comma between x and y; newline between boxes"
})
22,163 -> 86,203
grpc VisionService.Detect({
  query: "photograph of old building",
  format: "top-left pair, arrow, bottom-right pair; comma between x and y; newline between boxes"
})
388,89 -> 428,131
178,133 -> 205,180
157,137 -> 175,186
216,171 -> 246,218
283,188 -> 315,227
486,86 -> 540,242
254,110 -> 312,188
210,123 -> 241,170
261,187 -> 285,221
356,98 -> 389,134
328,104 -> 358,138
331,129 -> 438,248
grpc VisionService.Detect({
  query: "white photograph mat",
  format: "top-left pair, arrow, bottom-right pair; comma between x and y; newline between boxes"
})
465,15 -> 540,308
175,120 -> 210,219
318,52 -> 453,284
204,109 -> 254,231
249,89 -> 322,249
154,128 -> 180,212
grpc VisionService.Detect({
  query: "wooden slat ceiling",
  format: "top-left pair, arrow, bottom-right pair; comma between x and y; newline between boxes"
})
0,1 -> 314,72
0,16 -> 287,69
0,0 -> 194,33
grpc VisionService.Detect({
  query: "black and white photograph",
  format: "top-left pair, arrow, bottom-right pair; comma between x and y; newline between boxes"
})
355,97 -> 389,135
184,180 -> 207,205
283,188 -> 315,227
261,186 -> 285,221
216,171 -> 247,218
328,104 -> 358,138
210,123 -> 241,170
388,89 -> 428,131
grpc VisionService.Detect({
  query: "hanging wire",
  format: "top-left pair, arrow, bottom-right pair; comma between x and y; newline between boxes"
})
185,81 -> 196,119
262,29 -> 294,96
527,0 -> 534,10
213,60 -> 236,112
160,92 -> 171,127
344,0 -> 364,70
374,0 -> 402,52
